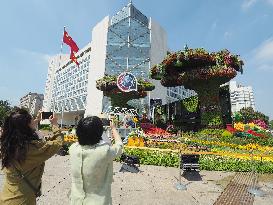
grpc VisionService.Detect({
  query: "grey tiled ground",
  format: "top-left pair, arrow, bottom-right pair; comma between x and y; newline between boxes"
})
35,156 -> 232,205
1,156 -> 273,205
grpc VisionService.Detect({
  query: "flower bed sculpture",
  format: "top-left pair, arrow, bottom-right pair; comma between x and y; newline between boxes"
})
96,75 -> 155,108
150,47 -> 244,128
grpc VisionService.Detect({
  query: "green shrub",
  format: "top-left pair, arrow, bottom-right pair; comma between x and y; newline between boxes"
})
235,107 -> 269,125
201,111 -> 223,127
221,130 -> 233,140
200,155 -> 273,173
199,129 -> 225,137
123,147 -> 273,173
124,148 -> 179,167
182,96 -> 199,112
39,124 -> 52,131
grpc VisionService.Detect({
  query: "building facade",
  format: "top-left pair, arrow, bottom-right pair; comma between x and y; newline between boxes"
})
20,92 -> 44,116
229,81 -> 255,113
43,1 -> 193,125
85,1 -> 169,117
43,44 -> 91,125
43,54 -> 69,112
166,86 -> 196,104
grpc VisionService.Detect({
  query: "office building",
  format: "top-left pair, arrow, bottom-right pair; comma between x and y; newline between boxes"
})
20,92 -> 44,117
229,81 -> 255,113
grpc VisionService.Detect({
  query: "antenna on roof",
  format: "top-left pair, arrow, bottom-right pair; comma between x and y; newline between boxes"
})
129,0 -> 133,4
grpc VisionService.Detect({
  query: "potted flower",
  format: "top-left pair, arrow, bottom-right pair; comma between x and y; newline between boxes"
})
127,129 -> 145,147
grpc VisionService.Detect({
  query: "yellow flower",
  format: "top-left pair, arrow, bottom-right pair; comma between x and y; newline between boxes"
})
234,122 -> 245,131
133,117 -> 138,123
127,138 -> 134,146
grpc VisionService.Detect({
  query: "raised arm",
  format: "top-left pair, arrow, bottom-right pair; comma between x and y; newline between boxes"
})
109,123 -> 123,159
22,114 -> 64,170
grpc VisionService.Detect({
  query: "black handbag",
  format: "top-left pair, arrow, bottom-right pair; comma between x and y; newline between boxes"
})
12,164 -> 42,197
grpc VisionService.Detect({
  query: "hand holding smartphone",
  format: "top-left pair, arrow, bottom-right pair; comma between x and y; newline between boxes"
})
49,113 -> 58,127
41,112 -> 53,119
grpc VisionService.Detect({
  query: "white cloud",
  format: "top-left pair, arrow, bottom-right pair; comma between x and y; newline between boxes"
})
257,64 -> 273,71
249,37 -> 273,71
266,0 -> 273,5
224,31 -> 232,39
255,39 -> 273,61
0,48 -> 52,104
242,0 -> 273,10
242,0 -> 257,10
211,21 -> 217,30
14,48 -> 51,64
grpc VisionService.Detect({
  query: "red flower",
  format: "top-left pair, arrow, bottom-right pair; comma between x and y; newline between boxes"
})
247,130 -> 264,138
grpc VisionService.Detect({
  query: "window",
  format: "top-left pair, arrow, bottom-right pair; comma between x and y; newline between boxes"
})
106,13 -> 150,78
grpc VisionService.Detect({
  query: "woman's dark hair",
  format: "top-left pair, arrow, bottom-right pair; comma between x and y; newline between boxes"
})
0,108 -> 38,168
76,116 -> 103,145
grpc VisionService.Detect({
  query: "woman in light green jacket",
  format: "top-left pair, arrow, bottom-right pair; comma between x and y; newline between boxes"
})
0,108 -> 63,205
69,116 -> 123,205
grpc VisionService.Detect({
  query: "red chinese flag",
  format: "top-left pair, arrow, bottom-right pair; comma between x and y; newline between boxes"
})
70,50 -> 79,66
63,30 -> 79,53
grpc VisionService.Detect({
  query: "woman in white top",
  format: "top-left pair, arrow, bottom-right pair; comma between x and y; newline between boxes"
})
69,116 -> 123,205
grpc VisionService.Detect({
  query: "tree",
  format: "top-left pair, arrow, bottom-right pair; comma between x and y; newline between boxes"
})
0,100 -> 12,126
236,107 -> 269,125
150,47 -> 243,128
269,120 -> 273,130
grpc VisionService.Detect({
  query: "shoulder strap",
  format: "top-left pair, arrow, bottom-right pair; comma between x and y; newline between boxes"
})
11,163 -> 41,197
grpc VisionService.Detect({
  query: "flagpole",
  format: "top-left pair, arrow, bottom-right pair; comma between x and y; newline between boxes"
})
60,26 -> 65,128
52,26 -> 65,126
57,27 -> 79,128
61,101 -> 64,129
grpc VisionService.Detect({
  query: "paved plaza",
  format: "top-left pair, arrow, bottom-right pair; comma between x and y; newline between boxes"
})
1,155 -> 272,205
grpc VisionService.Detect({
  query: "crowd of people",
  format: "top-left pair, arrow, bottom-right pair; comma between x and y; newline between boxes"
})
0,108 -> 123,205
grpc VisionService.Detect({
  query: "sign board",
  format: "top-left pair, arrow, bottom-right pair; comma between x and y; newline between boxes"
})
117,72 -> 137,92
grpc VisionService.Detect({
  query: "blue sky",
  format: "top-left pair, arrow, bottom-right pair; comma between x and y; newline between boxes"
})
0,0 -> 272,119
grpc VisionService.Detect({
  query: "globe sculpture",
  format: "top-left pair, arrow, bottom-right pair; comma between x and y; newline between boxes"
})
96,75 -> 155,108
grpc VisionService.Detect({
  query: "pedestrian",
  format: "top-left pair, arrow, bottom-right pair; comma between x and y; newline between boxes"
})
0,108 -> 64,205
69,116 -> 123,205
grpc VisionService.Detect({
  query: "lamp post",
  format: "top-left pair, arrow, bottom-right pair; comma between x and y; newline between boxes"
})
61,101 -> 64,128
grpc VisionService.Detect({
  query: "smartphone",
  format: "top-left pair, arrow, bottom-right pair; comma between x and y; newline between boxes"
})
41,112 -> 53,119
101,118 -> 111,127
101,129 -> 111,145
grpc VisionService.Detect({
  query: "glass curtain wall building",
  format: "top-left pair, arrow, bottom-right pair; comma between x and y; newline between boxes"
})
102,2 -> 151,110
105,3 -> 150,78
85,1 -> 169,117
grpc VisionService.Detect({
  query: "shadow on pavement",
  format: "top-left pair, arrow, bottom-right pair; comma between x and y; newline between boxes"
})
182,170 -> 203,181
119,164 -> 141,174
